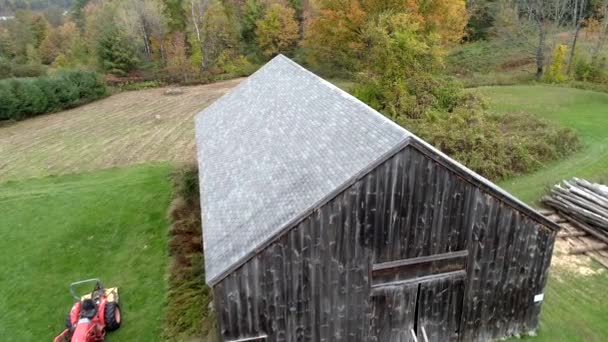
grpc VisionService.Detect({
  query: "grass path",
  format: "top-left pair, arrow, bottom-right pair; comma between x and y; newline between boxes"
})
477,85 -> 608,341
474,85 -> 608,203
0,164 -> 172,341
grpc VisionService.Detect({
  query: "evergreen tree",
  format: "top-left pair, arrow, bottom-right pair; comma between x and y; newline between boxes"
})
96,27 -> 139,76
241,0 -> 264,42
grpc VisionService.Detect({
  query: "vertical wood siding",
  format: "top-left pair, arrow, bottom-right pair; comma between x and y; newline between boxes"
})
213,146 -> 556,342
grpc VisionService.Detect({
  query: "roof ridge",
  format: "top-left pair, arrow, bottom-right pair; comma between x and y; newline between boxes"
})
274,54 -> 409,134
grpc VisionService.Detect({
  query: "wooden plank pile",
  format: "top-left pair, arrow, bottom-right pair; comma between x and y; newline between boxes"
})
542,178 -> 608,247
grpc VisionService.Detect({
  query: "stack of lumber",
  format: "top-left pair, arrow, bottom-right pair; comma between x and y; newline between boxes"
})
542,178 -> 608,243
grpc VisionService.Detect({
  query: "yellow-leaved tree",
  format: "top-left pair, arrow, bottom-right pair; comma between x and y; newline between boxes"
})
304,0 -> 467,72
545,44 -> 569,83
255,4 -> 300,57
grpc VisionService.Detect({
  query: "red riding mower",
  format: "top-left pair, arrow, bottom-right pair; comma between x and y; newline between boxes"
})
53,279 -> 121,342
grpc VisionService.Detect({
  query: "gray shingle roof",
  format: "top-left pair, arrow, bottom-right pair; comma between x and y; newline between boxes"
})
195,55 -> 408,284
195,55 -> 556,285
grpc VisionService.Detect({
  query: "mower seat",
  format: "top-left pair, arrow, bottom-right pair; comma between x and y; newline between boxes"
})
79,299 -> 97,319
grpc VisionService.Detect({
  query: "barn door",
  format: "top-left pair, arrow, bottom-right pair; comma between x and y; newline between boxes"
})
369,252 -> 467,342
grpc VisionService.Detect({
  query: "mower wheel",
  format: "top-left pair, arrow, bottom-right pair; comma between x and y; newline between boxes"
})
65,313 -> 72,329
104,302 -> 121,331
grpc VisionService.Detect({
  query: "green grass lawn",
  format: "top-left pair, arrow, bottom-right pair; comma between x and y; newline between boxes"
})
0,164 -> 172,341
524,268 -> 608,342
475,85 -> 608,203
477,85 -> 608,341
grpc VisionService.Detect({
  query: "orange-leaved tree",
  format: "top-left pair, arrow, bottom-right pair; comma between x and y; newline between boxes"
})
304,0 -> 467,73
303,0 -> 367,72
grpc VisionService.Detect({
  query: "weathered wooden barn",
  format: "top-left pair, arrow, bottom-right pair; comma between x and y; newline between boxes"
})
195,55 -> 558,342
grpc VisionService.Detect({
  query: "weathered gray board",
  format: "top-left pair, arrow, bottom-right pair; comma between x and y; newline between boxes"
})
212,143 -> 556,342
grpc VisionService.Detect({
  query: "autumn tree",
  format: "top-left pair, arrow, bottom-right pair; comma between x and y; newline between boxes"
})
255,3 -> 300,57
6,10 -> 36,62
165,32 -> 195,81
304,0 -> 467,73
353,12 -> 451,119
545,44 -> 568,82
303,0 -> 367,72
201,1 -> 238,69
39,21 -> 78,65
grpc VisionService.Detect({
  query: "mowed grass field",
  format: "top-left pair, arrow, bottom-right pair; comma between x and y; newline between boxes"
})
0,164 -> 172,341
0,78 -> 241,182
478,85 -> 608,341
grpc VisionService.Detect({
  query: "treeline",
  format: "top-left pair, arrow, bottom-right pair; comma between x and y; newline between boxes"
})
0,0 -> 310,83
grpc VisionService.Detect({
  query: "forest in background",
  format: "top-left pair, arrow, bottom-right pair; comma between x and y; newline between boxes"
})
2,0 -> 607,182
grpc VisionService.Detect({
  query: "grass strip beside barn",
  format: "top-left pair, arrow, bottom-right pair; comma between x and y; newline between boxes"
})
163,164 -> 217,341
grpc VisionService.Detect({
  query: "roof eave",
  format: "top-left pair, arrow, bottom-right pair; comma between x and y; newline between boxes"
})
407,139 -> 560,232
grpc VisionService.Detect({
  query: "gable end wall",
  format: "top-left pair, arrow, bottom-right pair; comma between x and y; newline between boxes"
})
212,145 -> 556,342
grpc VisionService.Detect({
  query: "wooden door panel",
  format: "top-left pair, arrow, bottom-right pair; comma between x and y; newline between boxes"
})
369,283 -> 418,342
418,276 -> 465,342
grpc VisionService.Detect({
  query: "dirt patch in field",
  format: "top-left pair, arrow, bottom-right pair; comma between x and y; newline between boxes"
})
551,239 -> 605,279
0,78 -> 242,181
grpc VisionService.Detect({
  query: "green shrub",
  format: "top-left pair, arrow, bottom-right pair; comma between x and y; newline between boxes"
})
573,57 -> 607,83
403,102 -> 581,181
0,71 -> 107,122
9,79 -> 48,119
0,58 -> 12,79
0,82 -> 17,120
58,70 -> 107,101
217,54 -> 258,77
